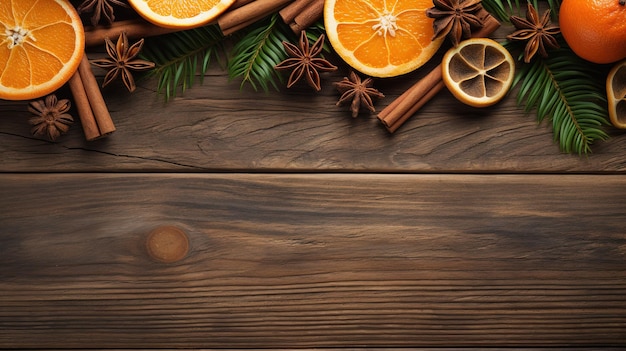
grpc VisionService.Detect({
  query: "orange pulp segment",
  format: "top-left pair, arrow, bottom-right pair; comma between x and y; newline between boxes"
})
0,0 -> 84,101
128,0 -> 236,29
324,0 -> 444,78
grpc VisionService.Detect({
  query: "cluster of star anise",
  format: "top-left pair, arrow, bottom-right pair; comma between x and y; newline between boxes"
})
274,31 -> 384,118
426,0 -> 560,63
72,0 -> 156,92
25,1 -> 155,140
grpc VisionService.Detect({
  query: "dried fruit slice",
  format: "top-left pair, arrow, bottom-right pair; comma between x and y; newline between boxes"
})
324,0 -> 444,78
128,0 -> 236,29
0,0 -> 85,101
607,59 -> 626,129
441,38 -> 514,108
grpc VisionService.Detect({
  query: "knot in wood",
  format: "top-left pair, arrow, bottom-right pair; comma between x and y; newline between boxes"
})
146,225 -> 189,263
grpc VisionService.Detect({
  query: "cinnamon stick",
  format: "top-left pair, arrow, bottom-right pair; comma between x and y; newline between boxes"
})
78,54 -> 116,137
68,70 -> 100,141
378,67 -> 445,133
84,19 -> 183,47
68,54 -> 116,140
288,0 -> 324,33
279,0 -> 314,24
378,11 -> 501,133
230,0 -> 258,10
218,0 -> 293,35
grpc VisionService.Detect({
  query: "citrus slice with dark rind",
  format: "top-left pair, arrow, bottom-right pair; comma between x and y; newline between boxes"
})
607,59 -> 626,129
441,38 -> 515,108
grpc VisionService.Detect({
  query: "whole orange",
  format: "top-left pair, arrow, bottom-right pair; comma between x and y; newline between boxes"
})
559,0 -> 626,64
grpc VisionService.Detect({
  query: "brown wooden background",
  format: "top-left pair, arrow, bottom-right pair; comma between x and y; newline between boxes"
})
1,20 -> 626,350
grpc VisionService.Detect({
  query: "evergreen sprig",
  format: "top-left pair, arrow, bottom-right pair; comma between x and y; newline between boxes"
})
227,14 -> 295,91
482,0 -> 610,154
514,48 -> 610,154
227,18 -> 330,91
141,24 -> 225,100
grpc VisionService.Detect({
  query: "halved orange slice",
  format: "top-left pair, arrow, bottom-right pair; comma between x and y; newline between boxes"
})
128,0 -> 236,29
0,0 -> 85,101
441,38 -> 514,108
324,0 -> 444,78
607,59 -> 626,129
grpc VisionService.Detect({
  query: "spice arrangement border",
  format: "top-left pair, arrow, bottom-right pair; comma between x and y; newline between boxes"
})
27,0 -> 622,155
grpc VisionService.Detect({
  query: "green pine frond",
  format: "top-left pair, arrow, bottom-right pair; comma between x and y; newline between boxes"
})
227,14 -> 295,91
514,48 -> 609,155
141,24 -> 225,101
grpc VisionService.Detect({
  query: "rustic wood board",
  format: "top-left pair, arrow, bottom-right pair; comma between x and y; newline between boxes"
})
1,173 -> 625,348
10,350 -> 625,351
2,67 -> 626,173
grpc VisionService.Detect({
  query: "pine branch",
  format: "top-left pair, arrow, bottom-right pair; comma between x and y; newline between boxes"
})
227,17 -> 331,91
514,48 -> 610,154
227,14 -> 295,92
140,25 -> 225,101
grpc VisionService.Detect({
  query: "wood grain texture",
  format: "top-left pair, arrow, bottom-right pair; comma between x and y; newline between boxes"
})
11,350 -> 626,351
1,173 -> 625,348
2,64 -> 626,173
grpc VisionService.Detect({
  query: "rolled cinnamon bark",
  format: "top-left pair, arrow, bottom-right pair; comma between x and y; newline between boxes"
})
218,0 -> 293,35
77,55 -> 116,137
68,69 -> 100,141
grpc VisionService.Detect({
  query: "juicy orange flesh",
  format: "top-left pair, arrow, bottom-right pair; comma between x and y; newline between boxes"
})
144,0 -> 222,18
333,0 -> 434,69
448,44 -> 511,99
0,0 -> 77,90
611,64 -> 626,125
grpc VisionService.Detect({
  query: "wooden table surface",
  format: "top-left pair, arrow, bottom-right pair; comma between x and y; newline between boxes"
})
1,25 -> 626,349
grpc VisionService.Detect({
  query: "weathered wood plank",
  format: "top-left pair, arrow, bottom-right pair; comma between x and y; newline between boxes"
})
1,173 -> 625,348
2,64 -> 626,173
11,349 -> 626,351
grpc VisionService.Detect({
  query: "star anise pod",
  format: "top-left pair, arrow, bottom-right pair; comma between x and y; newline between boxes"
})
274,30 -> 338,91
335,71 -> 384,118
90,32 -> 155,92
426,0 -> 485,47
28,95 -> 74,141
77,0 -> 129,26
507,2 -> 560,63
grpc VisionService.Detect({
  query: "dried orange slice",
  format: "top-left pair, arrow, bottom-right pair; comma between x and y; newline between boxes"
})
128,0 -> 236,29
441,38 -> 514,108
607,59 -> 626,129
0,0 -> 84,101
324,0 -> 444,78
